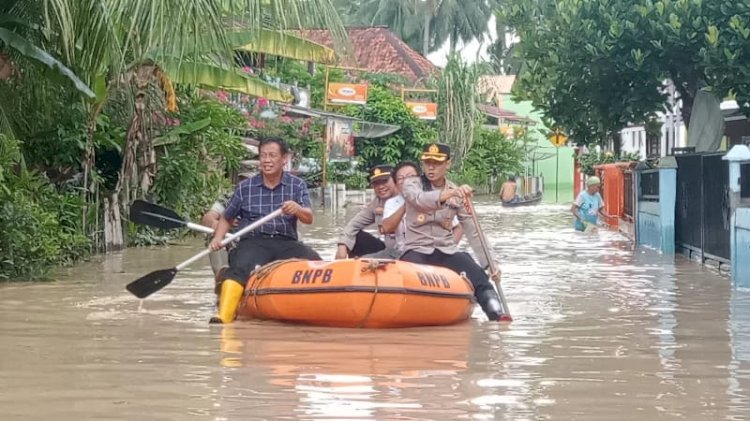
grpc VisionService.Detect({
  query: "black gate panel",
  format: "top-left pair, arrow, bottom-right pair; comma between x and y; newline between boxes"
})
623,171 -> 633,219
675,154 -> 703,250
701,154 -> 730,260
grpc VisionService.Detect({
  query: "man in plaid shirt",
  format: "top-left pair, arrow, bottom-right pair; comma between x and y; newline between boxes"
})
208,137 -> 321,324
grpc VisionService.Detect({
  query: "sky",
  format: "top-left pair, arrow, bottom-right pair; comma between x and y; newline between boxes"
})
426,15 -> 499,67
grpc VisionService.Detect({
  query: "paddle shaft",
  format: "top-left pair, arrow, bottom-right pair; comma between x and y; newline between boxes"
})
184,220 -> 233,237
137,208 -> 234,236
187,221 -> 214,235
132,203 -> 222,235
175,209 -> 283,271
466,199 -> 511,319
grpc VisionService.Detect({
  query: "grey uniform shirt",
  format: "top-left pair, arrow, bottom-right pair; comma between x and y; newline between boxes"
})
401,176 -> 490,268
338,196 -> 397,250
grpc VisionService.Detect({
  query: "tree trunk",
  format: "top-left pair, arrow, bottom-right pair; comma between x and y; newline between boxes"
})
671,76 -> 699,130
679,92 -> 694,130
448,28 -> 458,55
611,132 -> 622,156
103,192 -> 123,252
109,66 -> 153,251
422,5 -> 431,55
83,97 -> 109,251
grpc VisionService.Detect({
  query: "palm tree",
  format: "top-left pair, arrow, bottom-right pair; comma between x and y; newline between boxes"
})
339,0 -> 423,52
334,0 -> 497,56
430,0 -> 497,54
487,18 -> 522,75
437,53 -> 486,166
0,0 -> 347,250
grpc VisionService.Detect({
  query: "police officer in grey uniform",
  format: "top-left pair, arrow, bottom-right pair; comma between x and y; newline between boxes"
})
335,165 -> 399,259
400,143 -> 504,321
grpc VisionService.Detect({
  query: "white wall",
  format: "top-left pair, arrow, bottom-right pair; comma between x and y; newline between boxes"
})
619,119 -> 687,159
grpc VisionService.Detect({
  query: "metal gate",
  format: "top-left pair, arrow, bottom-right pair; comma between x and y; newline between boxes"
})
674,152 -> 730,263
702,154 -> 730,261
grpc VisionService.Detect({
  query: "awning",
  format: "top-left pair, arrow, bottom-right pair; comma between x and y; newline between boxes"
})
282,105 -> 401,138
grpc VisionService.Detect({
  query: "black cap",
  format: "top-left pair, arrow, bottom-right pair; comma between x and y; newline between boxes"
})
421,143 -> 450,162
369,165 -> 394,183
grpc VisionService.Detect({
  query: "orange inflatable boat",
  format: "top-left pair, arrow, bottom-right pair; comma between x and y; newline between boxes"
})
236,259 -> 475,328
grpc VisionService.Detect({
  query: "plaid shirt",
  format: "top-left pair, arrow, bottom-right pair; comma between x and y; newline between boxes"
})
223,172 -> 311,240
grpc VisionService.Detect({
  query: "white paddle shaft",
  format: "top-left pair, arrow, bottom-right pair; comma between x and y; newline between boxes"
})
175,209 -> 283,270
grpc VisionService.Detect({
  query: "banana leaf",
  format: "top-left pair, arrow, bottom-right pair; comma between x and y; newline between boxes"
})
160,58 -> 291,102
232,30 -> 336,63
0,27 -> 94,98
162,29 -> 336,64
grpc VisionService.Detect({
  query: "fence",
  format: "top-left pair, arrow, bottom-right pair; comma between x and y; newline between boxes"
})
623,171 -> 634,220
674,152 -> 731,264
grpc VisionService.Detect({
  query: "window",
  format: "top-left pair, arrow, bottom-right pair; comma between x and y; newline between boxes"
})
646,132 -> 660,158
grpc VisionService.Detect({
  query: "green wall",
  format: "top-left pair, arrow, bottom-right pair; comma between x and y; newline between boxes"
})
500,95 -> 575,203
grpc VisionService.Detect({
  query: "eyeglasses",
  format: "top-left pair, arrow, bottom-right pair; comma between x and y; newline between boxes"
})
397,173 -> 417,182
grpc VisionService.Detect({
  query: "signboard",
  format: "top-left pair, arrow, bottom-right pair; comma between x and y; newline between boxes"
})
548,130 -> 568,147
327,83 -> 368,105
499,124 -> 515,138
326,118 -> 355,159
405,102 -> 437,120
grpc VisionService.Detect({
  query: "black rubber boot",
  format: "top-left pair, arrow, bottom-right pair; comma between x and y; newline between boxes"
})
475,287 -> 503,321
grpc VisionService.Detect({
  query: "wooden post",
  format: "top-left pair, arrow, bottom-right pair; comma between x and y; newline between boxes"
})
322,119 -> 328,206
321,66 -> 330,206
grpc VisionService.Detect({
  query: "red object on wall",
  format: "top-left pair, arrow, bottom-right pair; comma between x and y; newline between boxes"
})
592,162 -> 637,229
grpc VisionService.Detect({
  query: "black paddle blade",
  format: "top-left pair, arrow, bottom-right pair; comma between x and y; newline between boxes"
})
126,268 -> 178,299
129,200 -> 187,230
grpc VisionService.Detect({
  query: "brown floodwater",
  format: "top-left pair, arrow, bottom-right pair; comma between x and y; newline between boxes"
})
1,198 -> 748,420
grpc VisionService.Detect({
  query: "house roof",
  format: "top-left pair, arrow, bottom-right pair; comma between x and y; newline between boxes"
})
478,75 -> 516,105
478,103 -> 535,124
297,26 -> 438,84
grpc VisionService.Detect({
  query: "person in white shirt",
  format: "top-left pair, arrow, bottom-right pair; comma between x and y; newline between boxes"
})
381,161 -> 462,256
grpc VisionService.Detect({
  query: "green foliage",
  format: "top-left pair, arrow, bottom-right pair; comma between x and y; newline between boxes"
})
0,135 -> 90,280
328,161 -> 369,190
488,19 -> 521,75
264,60 -> 345,109
450,128 -> 524,186
247,115 -> 324,163
149,95 -> 246,224
0,194 -> 65,281
437,54 -> 485,167
334,0 -> 499,54
345,84 -> 437,170
503,0 -> 750,149
576,150 -> 641,176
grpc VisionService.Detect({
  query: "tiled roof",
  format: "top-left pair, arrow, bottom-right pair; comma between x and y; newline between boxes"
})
477,103 -> 535,124
478,75 -> 517,105
296,26 -> 438,84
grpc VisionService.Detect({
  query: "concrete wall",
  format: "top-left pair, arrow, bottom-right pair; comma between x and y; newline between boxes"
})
499,96 -> 575,202
637,201 -> 662,250
734,207 -> 750,287
636,167 -> 676,254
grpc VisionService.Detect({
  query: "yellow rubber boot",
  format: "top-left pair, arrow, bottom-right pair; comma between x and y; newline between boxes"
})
209,279 -> 244,324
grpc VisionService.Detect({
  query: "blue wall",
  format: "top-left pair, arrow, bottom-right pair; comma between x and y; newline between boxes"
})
734,208 -> 750,287
638,201 -> 662,250
636,168 -> 676,255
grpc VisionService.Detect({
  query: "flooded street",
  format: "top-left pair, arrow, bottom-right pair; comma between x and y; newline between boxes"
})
2,197 -> 749,420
